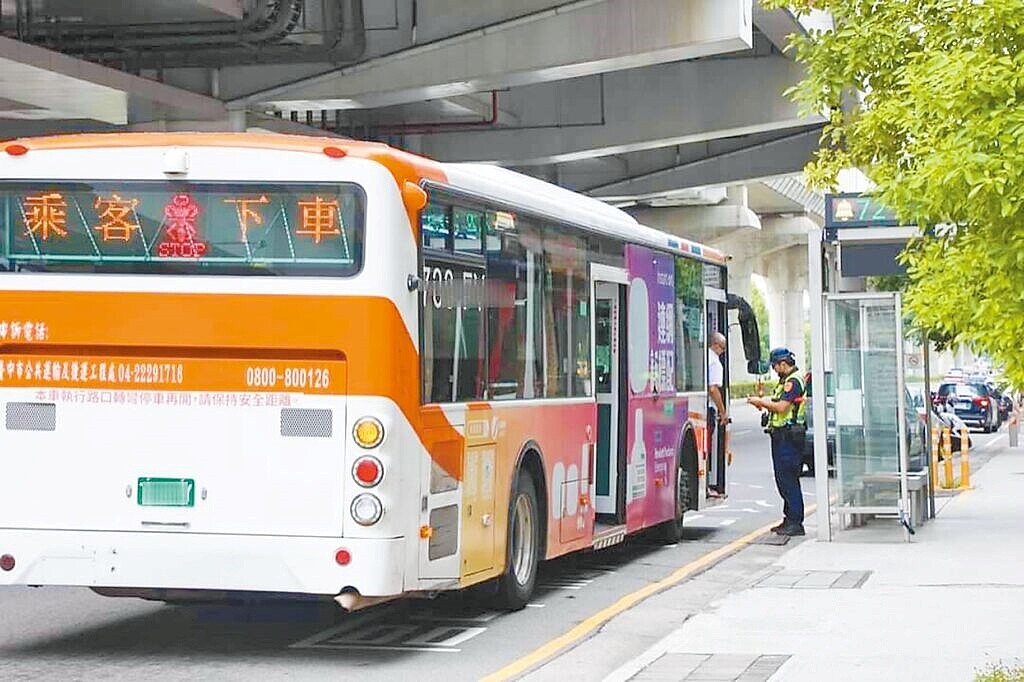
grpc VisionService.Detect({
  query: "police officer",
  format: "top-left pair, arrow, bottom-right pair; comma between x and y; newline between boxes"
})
747,347 -> 807,536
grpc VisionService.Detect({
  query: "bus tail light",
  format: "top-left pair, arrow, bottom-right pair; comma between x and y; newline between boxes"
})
351,494 -> 383,526
335,549 -> 352,566
353,456 -> 383,487
0,554 -> 14,571
353,417 -> 384,449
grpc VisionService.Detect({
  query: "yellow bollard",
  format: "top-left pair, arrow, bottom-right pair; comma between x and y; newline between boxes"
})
942,427 -> 953,489
960,425 -> 971,489
930,424 -> 940,490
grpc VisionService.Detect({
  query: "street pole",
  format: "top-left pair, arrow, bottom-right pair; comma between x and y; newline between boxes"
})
808,226 -> 831,541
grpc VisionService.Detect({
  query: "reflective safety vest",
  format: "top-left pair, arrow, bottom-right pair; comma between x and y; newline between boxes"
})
768,370 -> 806,430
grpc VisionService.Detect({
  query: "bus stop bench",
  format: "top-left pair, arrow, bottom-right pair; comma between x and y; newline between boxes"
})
851,470 -> 930,528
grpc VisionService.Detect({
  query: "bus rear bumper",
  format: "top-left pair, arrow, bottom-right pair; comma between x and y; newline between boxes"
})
0,529 -> 406,597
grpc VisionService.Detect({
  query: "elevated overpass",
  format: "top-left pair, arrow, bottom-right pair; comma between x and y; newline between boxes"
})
0,0 -> 828,375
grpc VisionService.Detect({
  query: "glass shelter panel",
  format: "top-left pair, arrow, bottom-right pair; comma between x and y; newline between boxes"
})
830,297 -> 905,512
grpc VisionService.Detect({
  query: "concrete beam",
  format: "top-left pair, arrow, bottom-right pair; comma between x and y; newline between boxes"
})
0,36 -> 225,126
752,2 -> 805,55
630,204 -> 761,239
586,124 -> 823,198
233,0 -> 753,111
415,56 -> 813,166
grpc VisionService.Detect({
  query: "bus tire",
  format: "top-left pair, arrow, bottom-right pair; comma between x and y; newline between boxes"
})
494,469 -> 541,611
656,434 -> 696,543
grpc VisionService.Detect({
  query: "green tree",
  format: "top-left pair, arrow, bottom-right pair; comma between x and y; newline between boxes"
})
764,0 -> 1024,386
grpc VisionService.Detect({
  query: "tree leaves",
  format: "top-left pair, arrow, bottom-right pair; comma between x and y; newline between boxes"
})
764,0 -> 1024,386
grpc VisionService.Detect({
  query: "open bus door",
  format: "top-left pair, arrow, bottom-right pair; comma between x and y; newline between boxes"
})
706,288 -> 728,495
592,265 -> 629,523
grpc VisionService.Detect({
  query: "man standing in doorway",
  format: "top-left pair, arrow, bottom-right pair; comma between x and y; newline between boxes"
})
707,332 -> 728,496
747,347 -> 806,536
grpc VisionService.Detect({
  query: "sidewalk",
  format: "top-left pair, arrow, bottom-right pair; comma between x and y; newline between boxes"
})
601,442 -> 1024,681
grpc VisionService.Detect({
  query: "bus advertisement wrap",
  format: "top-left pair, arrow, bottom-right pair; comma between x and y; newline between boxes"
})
626,245 -> 684,530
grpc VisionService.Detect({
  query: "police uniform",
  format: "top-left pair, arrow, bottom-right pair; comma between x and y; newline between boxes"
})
768,367 -> 806,532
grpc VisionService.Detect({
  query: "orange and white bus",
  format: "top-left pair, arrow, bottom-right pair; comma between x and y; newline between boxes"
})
0,133 -> 758,610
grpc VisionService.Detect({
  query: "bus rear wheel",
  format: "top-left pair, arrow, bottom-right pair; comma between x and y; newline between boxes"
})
656,438 -> 695,543
494,470 -> 540,611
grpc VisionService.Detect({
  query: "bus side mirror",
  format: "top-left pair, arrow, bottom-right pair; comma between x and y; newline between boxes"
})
748,360 -> 769,375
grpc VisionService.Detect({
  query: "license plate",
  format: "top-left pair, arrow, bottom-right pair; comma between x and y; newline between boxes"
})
137,478 -> 195,507
957,401 -> 972,409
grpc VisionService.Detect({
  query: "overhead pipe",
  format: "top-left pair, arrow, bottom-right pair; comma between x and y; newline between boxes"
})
18,0 -> 366,69
143,0 -> 367,68
30,0 -> 303,51
18,0 -> 277,39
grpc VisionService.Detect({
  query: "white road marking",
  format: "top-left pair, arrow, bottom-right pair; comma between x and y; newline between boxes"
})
732,429 -> 752,436
406,626 -> 487,648
410,610 -> 502,624
686,514 -> 704,523
746,484 -> 766,490
755,500 -> 774,508
719,519 -> 737,527
526,603 -> 546,608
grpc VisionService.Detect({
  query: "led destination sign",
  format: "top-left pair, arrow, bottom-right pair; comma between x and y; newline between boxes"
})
1,182 -> 365,273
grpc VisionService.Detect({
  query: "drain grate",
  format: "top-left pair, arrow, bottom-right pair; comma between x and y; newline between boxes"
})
754,569 -> 871,589
632,653 -> 791,681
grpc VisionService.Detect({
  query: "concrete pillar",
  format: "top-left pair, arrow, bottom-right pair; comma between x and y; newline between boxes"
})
726,260 -> 757,383
782,290 -> 806,367
763,245 -> 808,366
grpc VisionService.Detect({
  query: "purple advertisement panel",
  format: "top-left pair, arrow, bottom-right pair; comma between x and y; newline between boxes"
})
624,245 -> 684,530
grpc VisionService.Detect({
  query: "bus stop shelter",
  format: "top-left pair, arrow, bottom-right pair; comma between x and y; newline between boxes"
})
807,193 -> 935,541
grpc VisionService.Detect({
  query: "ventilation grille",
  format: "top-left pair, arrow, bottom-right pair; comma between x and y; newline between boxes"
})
6,402 -> 56,431
280,408 -> 333,438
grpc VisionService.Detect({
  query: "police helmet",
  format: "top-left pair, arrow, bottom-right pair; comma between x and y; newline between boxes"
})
768,347 -> 796,366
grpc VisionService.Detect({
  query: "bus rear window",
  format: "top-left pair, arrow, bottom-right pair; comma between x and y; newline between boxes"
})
0,181 -> 364,276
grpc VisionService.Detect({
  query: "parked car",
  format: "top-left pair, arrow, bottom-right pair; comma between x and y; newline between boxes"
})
989,384 -> 1013,423
935,382 -> 1000,432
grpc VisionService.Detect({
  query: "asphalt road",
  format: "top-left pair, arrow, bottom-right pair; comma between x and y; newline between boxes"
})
0,404 -> 1003,681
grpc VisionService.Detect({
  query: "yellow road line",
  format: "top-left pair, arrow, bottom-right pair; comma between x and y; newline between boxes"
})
482,504 -> 817,682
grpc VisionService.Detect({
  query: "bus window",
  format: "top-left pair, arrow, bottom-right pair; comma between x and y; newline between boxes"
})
675,255 -> 706,392
485,228 -> 525,400
541,229 -> 590,398
421,202 -> 451,251
484,218 -> 544,400
421,263 -> 487,404
453,207 -> 484,254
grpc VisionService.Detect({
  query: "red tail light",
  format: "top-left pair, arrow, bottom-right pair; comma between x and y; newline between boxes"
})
353,456 -> 383,487
335,549 -> 352,566
973,397 -> 989,407
0,554 -> 14,571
